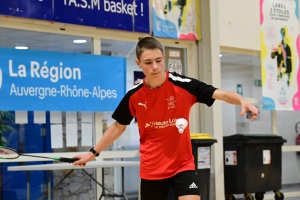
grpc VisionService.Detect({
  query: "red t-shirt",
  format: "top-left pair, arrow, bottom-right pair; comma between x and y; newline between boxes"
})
112,71 -> 216,180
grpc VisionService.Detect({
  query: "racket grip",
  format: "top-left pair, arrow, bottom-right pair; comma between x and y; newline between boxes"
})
59,157 -> 80,163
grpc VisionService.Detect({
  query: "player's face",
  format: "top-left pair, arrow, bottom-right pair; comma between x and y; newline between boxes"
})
135,49 -> 165,79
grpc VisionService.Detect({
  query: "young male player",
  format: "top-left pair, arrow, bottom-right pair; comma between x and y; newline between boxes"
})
73,37 -> 258,200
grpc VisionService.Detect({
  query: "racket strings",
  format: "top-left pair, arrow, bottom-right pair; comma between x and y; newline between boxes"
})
0,148 -> 19,159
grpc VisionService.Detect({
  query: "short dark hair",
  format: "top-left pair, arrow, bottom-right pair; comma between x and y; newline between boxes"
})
136,37 -> 163,60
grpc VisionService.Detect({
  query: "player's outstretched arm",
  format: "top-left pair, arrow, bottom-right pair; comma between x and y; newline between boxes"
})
73,121 -> 127,166
212,89 -> 258,121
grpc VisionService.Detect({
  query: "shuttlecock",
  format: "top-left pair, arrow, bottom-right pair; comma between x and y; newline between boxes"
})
176,118 -> 188,134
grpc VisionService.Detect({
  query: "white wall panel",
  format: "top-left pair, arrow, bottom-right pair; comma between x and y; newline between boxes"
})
219,0 -> 260,51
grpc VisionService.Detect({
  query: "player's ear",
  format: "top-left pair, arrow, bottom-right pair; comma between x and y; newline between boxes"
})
135,59 -> 141,68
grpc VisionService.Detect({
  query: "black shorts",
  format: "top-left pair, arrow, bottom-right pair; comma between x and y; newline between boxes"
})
139,170 -> 200,200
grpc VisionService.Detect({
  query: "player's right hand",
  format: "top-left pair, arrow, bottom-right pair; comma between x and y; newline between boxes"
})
72,152 -> 96,167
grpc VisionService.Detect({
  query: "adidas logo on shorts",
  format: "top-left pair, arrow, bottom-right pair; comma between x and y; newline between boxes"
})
189,182 -> 198,189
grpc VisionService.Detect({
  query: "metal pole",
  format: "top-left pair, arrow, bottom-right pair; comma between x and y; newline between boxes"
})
27,171 -> 30,200
48,171 -> 51,200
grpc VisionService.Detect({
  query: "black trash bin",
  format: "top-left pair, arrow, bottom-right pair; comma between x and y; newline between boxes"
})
223,134 -> 286,200
168,133 -> 217,200
192,133 -> 217,200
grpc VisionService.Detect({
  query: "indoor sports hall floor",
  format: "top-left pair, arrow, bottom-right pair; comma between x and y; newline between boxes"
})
232,183 -> 300,200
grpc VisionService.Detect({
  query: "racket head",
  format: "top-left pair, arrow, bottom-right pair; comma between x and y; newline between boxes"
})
0,146 -> 20,159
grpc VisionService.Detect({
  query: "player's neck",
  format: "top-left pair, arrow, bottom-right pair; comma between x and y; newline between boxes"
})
145,71 -> 166,90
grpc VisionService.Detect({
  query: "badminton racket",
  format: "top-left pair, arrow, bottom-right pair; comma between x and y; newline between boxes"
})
0,146 -> 79,163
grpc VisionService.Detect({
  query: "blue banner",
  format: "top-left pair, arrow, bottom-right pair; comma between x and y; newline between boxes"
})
0,0 -> 149,33
0,48 -> 126,111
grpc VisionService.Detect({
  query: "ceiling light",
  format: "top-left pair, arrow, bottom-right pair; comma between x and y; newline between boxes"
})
73,39 -> 87,44
15,45 -> 28,50
219,54 -> 222,57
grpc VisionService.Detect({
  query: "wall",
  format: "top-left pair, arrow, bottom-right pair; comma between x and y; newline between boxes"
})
221,64 -> 273,135
219,0 -> 260,51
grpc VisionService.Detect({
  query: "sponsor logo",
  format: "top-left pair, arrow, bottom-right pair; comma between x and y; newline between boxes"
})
175,118 -> 188,134
189,182 -> 198,189
138,102 -> 147,109
144,118 -> 177,129
278,87 -> 288,105
165,96 -> 176,109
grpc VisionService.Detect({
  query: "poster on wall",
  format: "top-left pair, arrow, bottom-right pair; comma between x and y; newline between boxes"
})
164,47 -> 186,75
260,0 -> 300,110
152,0 -> 200,40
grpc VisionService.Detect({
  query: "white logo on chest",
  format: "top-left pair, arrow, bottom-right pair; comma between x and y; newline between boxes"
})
165,96 -> 176,109
138,102 -> 147,109
176,118 -> 188,134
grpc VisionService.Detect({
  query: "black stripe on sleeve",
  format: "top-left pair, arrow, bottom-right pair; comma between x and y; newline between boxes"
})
112,83 -> 143,125
169,72 -> 217,107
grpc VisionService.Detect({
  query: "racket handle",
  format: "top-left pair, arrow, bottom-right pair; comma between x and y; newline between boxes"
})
59,157 -> 80,163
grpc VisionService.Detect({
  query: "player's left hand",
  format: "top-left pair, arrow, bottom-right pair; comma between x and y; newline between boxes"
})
239,101 -> 258,121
